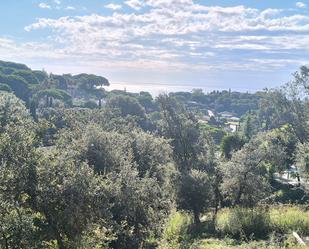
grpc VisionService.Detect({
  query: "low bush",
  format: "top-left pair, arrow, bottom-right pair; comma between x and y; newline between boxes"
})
189,237 -> 309,249
270,206 -> 309,235
216,207 -> 271,239
158,211 -> 193,249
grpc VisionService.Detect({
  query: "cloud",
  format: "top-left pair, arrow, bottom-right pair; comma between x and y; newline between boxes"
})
105,3 -> 122,10
65,6 -> 75,10
296,2 -> 306,8
125,0 -> 144,10
38,2 -> 51,9
54,0 -> 61,5
20,2 -> 309,75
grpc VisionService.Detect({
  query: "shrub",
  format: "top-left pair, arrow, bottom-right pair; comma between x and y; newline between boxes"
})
158,212 -> 192,249
270,206 -> 309,235
84,100 -> 98,109
216,207 -> 271,239
189,238 -> 309,249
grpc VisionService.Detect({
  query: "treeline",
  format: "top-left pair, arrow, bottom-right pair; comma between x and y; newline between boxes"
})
0,60 -> 264,118
0,62 -> 309,249
170,89 -> 263,116
0,60 -> 109,111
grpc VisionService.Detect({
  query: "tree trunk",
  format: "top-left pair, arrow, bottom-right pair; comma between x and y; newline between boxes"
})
2,233 -> 9,249
56,232 -> 65,249
46,95 -> 49,107
49,97 -> 53,107
193,210 -> 200,225
234,186 -> 243,206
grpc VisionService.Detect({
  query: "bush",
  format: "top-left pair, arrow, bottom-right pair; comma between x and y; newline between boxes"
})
270,206 -> 309,235
158,212 -> 193,249
189,237 -> 309,249
216,207 -> 271,239
84,100 -> 98,109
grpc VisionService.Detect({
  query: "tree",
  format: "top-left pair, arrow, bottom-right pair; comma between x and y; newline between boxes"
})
157,94 -> 200,172
77,127 -> 132,175
34,149 -> 113,249
107,95 -> 145,118
0,60 -> 29,71
137,91 -> 156,112
157,94 -> 217,224
258,67 -> 309,143
74,74 -> 109,90
129,130 -> 175,183
0,83 -> 11,92
0,200 -> 41,249
242,113 -> 255,139
13,70 -> 39,85
33,70 -> 48,83
36,88 -> 72,107
296,142 -> 309,180
56,124 -> 175,248
177,170 -> 213,224
0,93 -> 39,248
220,133 -> 246,160
0,75 -> 30,103
220,134 -> 286,207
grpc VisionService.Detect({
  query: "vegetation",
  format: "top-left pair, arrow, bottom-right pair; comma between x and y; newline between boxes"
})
0,60 -> 309,248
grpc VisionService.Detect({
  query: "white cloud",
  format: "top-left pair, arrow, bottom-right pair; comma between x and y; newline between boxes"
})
296,2 -> 306,8
38,2 -> 51,9
65,6 -> 75,10
105,3 -> 122,10
125,0 -> 144,10
54,0 -> 61,5
19,2 -> 309,74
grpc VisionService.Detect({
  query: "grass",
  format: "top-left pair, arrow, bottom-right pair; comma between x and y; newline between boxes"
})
215,207 -> 271,239
270,206 -> 309,235
158,211 -> 193,249
190,237 -> 309,249
158,206 -> 309,249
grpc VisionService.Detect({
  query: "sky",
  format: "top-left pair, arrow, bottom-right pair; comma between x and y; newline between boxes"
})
0,0 -> 309,94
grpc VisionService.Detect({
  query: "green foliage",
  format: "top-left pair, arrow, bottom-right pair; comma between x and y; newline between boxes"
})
73,73 -> 109,90
216,207 -> 271,239
171,89 -> 262,117
177,170 -> 213,224
158,212 -> 193,249
0,74 -> 30,102
189,237 -> 309,249
129,130 -> 175,182
1,62 -> 309,249
0,91 -> 33,132
0,60 -> 30,71
84,100 -> 98,109
270,206 -> 309,235
220,133 -> 245,159
200,123 -> 226,145
77,127 -> 132,175
13,70 -> 39,85
0,83 -> 12,92
220,133 -> 288,207
0,203 -> 42,249
37,88 -> 72,102
157,94 -> 201,172
35,150 -> 114,248
268,180 -> 309,204
296,142 -> 309,179
33,70 -> 49,82
106,95 -> 146,118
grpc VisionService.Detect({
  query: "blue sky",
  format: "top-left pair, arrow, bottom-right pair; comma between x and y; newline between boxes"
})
0,0 -> 309,94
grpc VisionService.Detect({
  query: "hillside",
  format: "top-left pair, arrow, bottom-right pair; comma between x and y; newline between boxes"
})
0,61 -> 309,249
